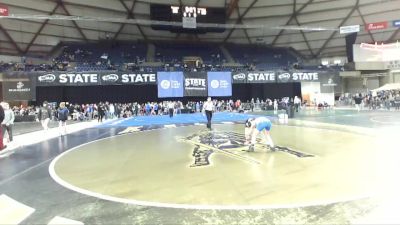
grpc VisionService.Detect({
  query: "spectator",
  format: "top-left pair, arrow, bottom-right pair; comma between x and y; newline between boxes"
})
0,104 -> 5,151
353,94 -> 362,112
37,101 -> 52,133
395,94 -> 400,110
1,102 -> 15,144
57,102 -> 69,136
294,96 -> 301,112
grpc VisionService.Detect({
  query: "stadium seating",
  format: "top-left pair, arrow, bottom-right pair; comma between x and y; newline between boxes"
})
56,42 -> 147,72
0,42 -> 309,72
224,44 -> 297,70
154,42 -> 225,65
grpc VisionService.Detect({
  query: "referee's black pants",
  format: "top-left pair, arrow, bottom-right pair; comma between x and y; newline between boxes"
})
205,110 -> 212,129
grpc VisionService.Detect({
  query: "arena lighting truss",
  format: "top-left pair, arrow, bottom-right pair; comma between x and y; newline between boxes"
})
0,14 -> 338,32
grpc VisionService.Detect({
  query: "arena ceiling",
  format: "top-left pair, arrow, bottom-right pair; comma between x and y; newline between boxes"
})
0,0 -> 400,59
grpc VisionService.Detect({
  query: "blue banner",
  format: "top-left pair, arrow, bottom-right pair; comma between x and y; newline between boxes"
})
207,72 -> 232,97
157,72 -> 184,98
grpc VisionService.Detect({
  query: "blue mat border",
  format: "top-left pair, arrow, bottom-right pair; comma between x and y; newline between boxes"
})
97,112 -> 277,128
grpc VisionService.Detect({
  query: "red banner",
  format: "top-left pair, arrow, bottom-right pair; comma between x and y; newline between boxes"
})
0,4 -> 8,16
365,21 -> 388,31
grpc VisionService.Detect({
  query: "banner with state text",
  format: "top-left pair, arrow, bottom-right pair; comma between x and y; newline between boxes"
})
34,72 -> 157,86
184,72 -> 208,97
232,71 -> 334,83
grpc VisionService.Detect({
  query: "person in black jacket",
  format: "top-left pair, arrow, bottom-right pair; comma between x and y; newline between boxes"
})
57,102 -> 69,136
354,94 -> 363,112
37,101 -> 52,132
0,104 -> 6,150
97,102 -> 105,122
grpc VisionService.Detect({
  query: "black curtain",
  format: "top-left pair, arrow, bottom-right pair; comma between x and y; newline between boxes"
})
345,33 -> 358,63
36,85 -> 158,104
36,83 -> 301,104
232,83 -> 301,101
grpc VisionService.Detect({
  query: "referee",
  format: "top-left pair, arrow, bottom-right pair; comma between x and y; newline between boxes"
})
203,97 -> 214,130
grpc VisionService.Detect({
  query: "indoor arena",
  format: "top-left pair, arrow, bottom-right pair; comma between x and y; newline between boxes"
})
1,0 -> 400,224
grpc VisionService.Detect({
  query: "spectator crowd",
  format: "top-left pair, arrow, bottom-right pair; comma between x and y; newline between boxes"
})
339,90 -> 400,111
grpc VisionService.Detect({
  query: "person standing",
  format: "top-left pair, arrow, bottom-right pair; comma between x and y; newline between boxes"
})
37,101 -> 52,133
354,94 -> 362,112
395,94 -> 400,111
98,102 -> 105,122
57,102 -> 69,136
250,98 -> 255,112
203,97 -> 214,130
1,102 -> 15,143
273,99 -> 278,113
168,101 -> 175,118
294,96 -> 301,112
0,104 -> 6,151
109,103 -> 115,119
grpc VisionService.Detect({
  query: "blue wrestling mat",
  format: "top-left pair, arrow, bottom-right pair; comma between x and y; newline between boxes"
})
97,112 -> 277,128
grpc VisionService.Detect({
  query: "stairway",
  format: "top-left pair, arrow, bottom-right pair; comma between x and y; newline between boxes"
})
147,43 -> 156,62
219,45 -> 235,63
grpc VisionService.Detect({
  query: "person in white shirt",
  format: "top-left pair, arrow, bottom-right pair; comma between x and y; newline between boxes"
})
203,97 -> 214,130
294,96 -> 301,112
273,99 -> 278,113
1,102 -> 15,143
109,103 -> 115,119
168,101 -> 175,118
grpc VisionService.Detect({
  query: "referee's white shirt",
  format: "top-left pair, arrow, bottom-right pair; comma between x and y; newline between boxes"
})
203,101 -> 214,111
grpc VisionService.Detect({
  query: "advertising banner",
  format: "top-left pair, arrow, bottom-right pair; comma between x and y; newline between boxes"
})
0,4 -> 8,16
207,72 -> 232,97
246,72 -> 276,83
184,72 -> 207,96
339,25 -> 360,34
232,72 -> 247,83
319,72 -> 341,93
35,72 -> 157,86
2,80 -> 36,101
393,20 -> 400,28
157,72 -> 184,98
365,21 -> 388,31
276,71 -> 320,83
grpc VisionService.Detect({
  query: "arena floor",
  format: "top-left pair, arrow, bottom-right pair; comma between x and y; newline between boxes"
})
1,109 -> 400,224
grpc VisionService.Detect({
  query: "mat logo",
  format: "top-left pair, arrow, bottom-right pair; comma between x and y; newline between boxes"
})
180,131 -> 314,167
181,131 -> 245,167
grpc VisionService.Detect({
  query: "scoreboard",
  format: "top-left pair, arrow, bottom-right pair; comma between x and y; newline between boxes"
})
150,4 -> 226,33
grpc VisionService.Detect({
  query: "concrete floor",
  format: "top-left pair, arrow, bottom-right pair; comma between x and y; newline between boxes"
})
1,109 -> 400,224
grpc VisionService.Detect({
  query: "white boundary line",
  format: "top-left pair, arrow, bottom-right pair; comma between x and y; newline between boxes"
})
48,122 -> 375,210
370,116 -> 400,125
0,194 -> 36,224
